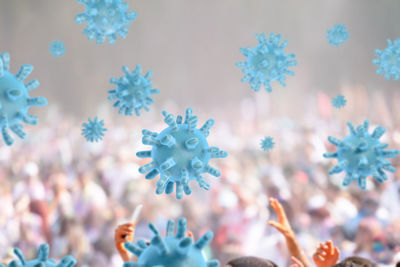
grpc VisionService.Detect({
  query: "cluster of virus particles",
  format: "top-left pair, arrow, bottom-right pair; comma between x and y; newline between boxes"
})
0,243 -> 76,267
137,108 -> 228,200
124,217 -> 219,267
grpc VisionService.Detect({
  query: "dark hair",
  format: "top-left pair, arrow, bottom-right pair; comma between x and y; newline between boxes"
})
333,256 -> 376,267
396,261 -> 400,267
227,256 -> 278,267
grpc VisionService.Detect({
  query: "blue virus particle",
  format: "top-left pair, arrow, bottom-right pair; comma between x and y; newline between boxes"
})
124,217 -> 219,267
235,33 -> 297,93
332,94 -> 347,109
260,136 -> 275,151
75,0 -> 137,45
0,243 -> 76,267
373,39 -> 400,81
136,108 -> 228,199
108,65 -> 160,116
49,40 -> 66,57
0,52 -> 48,146
81,116 -> 107,142
326,24 -> 349,47
323,120 -> 400,189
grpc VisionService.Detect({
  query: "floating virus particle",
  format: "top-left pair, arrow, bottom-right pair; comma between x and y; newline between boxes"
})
124,217 -> 219,267
49,40 -> 66,57
0,243 -> 76,267
235,33 -> 297,92
326,24 -> 349,47
81,116 -> 107,142
260,136 -> 275,151
373,38 -> 400,81
332,94 -> 347,109
75,0 -> 137,45
0,52 -> 48,146
323,120 -> 400,189
108,65 -> 160,116
137,108 -> 228,199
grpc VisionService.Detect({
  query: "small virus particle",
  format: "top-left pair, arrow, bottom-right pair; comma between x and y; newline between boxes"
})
124,217 -> 220,267
108,65 -> 160,116
0,52 -> 48,146
75,0 -> 137,45
326,24 -> 349,47
332,94 -> 347,109
323,120 -> 400,189
236,33 -> 297,92
49,40 -> 66,57
260,136 -> 275,151
373,38 -> 400,81
0,243 -> 76,267
81,116 -> 107,142
137,108 -> 228,199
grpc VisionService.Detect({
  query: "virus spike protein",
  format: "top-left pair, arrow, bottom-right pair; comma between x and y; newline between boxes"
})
0,243 -> 76,267
123,217 -> 220,267
323,120 -> 399,189
236,33 -> 297,92
75,0 -> 137,45
0,52 -> 48,146
137,108 -> 228,199
108,65 -> 160,116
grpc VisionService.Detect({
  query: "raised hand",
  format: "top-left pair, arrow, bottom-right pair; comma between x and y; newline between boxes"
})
114,222 -> 136,262
268,197 -> 293,238
312,240 -> 340,267
290,256 -> 305,267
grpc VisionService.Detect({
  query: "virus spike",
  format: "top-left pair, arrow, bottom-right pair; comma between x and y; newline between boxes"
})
177,237 -> 192,256
326,24 -> 349,47
124,242 -> 144,257
323,152 -> 338,158
136,150 -> 152,158
373,38 -> 400,81
109,64 -> 159,116
37,244 -> 50,261
145,169 -> 159,180
137,240 -> 148,249
324,120 -> 400,189
207,260 -> 220,267
137,108 -> 227,199
236,33 -> 297,92
10,125 -> 26,139
81,116 -> 107,142
176,218 -> 187,239
203,164 -> 221,177
16,64 -> 32,81
151,235 -> 169,255
196,176 -> 210,190
200,119 -> 214,136
0,53 -> 10,72
27,96 -> 48,107
25,80 -> 39,91
166,220 -> 175,237
195,231 -> 214,250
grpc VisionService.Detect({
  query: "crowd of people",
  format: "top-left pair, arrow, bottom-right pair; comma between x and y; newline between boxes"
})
1,87 -> 400,266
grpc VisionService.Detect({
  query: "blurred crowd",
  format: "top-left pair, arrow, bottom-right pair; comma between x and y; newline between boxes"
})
1,86 -> 400,267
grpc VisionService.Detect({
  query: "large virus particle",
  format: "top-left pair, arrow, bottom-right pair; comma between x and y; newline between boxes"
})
75,0 -> 137,45
0,243 -> 76,267
332,94 -> 347,109
124,217 -> 219,267
0,52 -> 48,146
260,136 -> 275,152
235,33 -> 297,92
81,116 -> 107,142
136,108 -> 228,199
326,24 -> 349,47
323,120 -> 400,189
49,40 -> 66,57
108,65 -> 160,116
373,38 -> 400,81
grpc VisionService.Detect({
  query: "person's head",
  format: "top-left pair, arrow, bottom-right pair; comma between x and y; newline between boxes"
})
333,256 -> 376,267
227,256 -> 278,267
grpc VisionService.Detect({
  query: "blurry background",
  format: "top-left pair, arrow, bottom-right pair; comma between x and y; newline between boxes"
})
1,0 -> 400,266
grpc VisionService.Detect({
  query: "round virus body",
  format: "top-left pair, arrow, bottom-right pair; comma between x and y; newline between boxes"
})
326,24 -> 349,47
332,94 -> 347,109
235,33 -> 297,93
260,136 -> 275,151
108,65 -> 160,116
81,116 -> 107,142
0,52 -> 48,146
75,0 -> 137,45
0,243 -> 76,267
123,217 -> 219,267
49,40 -> 66,57
136,108 -> 228,199
373,38 -> 400,81
323,120 -> 399,189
